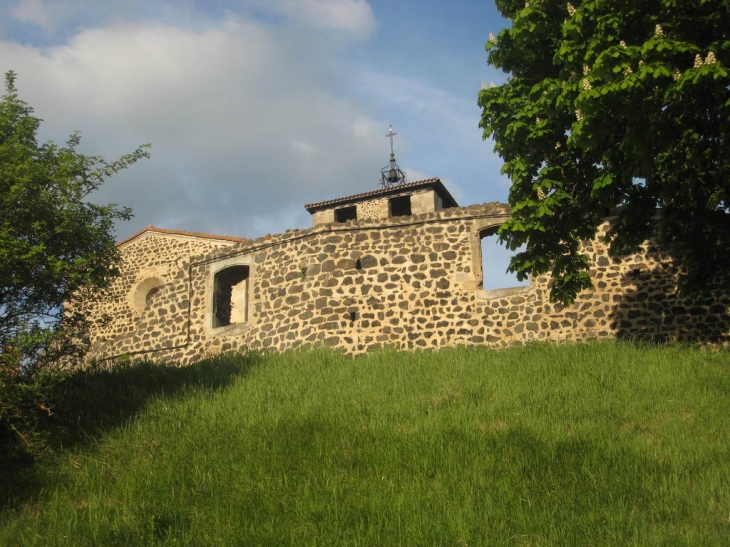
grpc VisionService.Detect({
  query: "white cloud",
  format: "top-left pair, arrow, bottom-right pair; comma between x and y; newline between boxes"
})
352,67 -> 509,203
9,0 -> 52,29
0,12 -> 388,240
4,0 -> 213,38
0,0 -> 512,246
355,68 -> 478,143
246,0 -> 376,38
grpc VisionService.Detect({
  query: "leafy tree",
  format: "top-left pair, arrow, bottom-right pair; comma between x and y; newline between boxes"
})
479,0 -> 730,304
0,70 -> 149,457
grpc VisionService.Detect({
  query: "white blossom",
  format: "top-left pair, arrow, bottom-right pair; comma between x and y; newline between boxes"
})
575,109 -> 584,121
481,81 -> 488,90
623,66 -> 633,76
705,51 -> 717,65
672,68 -> 682,81
567,3 -> 576,16
555,141 -> 562,149
694,54 -> 703,68
536,117 -> 541,124
583,64 -> 590,75
537,188 -> 547,200
489,32 -> 496,43
619,40 -> 627,48
582,78 -> 592,91
654,24 -> 664,37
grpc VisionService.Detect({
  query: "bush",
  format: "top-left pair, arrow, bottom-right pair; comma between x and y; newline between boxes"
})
0,350 -> 67,464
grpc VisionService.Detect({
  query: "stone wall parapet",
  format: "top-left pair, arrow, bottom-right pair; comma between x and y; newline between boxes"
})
81,201 -> 730,366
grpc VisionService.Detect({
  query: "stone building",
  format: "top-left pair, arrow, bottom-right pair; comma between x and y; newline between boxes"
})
81,177 -> 730,365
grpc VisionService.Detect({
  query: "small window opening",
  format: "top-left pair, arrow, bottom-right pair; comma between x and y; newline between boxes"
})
355,258 -> 362,270
480,228 -> 529,290
213,265 -> 249,328
335,206 -> 357,223
389,195 -> 411,217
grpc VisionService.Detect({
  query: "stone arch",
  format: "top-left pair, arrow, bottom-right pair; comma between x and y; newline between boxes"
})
130,276 -> 166,314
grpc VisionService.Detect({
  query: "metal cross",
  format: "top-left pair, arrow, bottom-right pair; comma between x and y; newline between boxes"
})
380,124 -> 406,188
386,124 -> 397,156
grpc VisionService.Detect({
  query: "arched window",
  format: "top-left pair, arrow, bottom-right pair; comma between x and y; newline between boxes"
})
130,277 -> 165,314
213,265 -> 249,328
145,286 -> 162,306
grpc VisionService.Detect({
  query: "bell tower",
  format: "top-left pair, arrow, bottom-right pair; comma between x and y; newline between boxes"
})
380,124 -> 406,188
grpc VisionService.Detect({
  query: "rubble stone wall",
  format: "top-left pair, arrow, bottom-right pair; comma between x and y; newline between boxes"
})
82,232 -> 239,360
357,198 -> 388,221
84,203 -> 730,366
310,189 -> 443,226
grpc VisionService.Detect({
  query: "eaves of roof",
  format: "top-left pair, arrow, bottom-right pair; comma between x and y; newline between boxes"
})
117,225 -> 247,248
304,177 -> 459,213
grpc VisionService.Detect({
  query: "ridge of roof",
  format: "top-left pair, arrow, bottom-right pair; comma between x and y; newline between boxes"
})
117,225 -> 247,247
304,177 -> 458,212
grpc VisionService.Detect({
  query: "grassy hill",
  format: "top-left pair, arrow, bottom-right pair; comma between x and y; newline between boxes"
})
1,342 -> 729,545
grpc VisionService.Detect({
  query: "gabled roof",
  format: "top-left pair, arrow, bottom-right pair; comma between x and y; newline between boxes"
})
304,177 -> 458,213
117,225 -> 247,247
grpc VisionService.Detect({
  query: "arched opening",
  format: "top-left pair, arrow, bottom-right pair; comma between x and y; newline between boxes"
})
213,265 -> 250,328
479,228 -> 529,290
131,277 -> 165,314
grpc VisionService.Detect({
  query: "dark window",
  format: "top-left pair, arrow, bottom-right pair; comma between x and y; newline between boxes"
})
335,206 -> 357,223
213,265 -> 249,327
389,195 -> 412,217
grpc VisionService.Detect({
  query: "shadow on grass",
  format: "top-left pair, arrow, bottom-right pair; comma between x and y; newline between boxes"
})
0,350 -> 262,510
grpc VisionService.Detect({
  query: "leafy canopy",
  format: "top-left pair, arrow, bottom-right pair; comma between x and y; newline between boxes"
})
0,70 -> 148,462
479,0 -> 730,304
0,70 -> 149,363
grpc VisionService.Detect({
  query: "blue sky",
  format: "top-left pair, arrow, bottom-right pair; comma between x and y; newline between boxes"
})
1,0 -> 521,284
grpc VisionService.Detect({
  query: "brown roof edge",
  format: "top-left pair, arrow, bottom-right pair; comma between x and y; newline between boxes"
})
117,225 -> 248,247
304,177 -> 458,213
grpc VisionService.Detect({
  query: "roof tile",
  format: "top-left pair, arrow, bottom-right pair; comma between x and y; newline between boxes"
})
304,177 -> 457,212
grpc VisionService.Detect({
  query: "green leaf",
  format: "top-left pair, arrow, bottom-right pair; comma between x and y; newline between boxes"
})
481,0 -> 730,304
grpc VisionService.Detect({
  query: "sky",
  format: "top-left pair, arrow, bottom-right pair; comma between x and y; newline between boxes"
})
0,0 -> 522,285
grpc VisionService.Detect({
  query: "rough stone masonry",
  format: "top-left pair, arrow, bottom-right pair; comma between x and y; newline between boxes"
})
79,180 -> 730,366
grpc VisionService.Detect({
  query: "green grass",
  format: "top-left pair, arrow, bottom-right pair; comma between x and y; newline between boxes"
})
1,342 -> 729,546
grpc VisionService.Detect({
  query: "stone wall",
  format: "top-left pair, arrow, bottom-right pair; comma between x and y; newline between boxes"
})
310,188 -> 444,226
81,230 -> 241,360
356,197 -> 388,221
410,188 -> 445,214
83,203 -> 730,366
